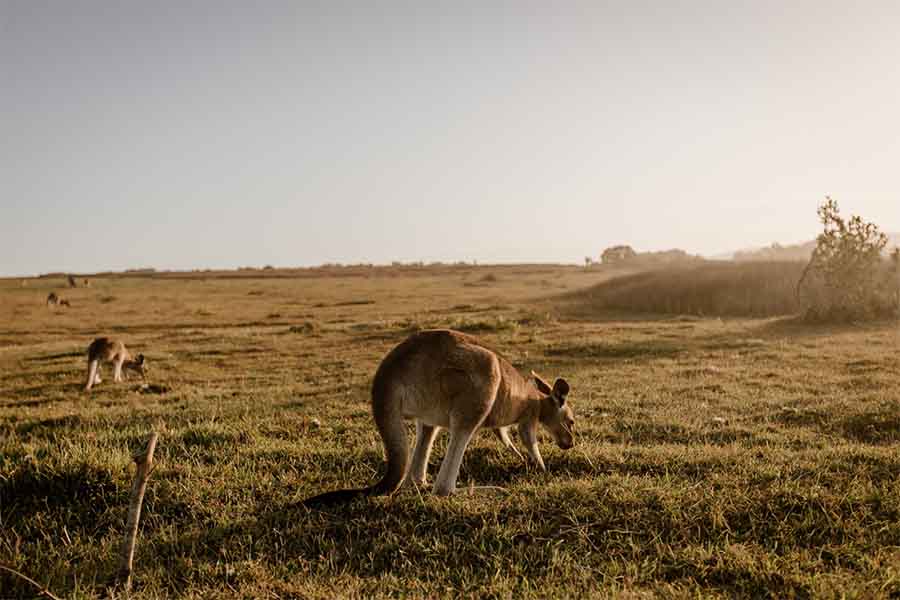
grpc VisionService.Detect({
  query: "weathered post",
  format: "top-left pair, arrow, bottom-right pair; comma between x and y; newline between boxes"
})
117,432 -> 159,592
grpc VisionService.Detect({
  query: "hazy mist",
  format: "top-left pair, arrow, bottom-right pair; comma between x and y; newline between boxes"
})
2,1 -> 899,276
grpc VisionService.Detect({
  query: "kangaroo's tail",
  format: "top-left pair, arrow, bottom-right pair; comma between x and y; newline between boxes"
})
302,361 -> 409,508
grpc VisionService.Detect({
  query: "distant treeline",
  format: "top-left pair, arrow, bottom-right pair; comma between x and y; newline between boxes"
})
22,262 -> 581,282
596,246 -> 703,266
733,241 -> 815,262
733,234 -> 900,262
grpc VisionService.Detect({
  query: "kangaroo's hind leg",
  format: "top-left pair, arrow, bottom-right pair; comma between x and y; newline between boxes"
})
405,421 -> 440,488
431,351 -> 501,496
85,359 -> 99,391
432,420 -> 478,497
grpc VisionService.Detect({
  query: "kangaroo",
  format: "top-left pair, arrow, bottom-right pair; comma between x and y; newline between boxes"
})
46,292 -> 59,306
84,337 -> 146,391
303,329 -> 575,507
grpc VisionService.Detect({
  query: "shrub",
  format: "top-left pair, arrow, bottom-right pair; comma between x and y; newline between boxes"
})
601,245 -> 637,263
798,198 -> 900,321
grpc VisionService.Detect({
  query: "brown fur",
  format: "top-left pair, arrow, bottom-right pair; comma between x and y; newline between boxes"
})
84,337 -> 146,391
303,329 -> 574,507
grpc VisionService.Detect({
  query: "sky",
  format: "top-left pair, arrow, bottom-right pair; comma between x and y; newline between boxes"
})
2,1 -> 899,276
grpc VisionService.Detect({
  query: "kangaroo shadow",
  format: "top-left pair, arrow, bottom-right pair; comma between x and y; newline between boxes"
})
840,409 -> 900,445
755,316 -> 881,337
5,381 -> 80,399
4,396 -> 59,408
23,350 -> 83,363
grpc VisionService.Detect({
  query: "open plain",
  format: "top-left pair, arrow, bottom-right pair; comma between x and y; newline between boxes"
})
2,265 -> 899,598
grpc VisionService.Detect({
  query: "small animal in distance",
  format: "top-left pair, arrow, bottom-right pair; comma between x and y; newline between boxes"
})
84,337 -> 147,392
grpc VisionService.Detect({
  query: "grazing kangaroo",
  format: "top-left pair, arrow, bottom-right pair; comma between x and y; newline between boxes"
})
84,337 -> 146,391
303,329 -> 574,507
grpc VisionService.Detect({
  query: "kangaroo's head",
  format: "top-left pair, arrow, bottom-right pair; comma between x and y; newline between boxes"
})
532,371 -> 575,449
126,354 -> 147,378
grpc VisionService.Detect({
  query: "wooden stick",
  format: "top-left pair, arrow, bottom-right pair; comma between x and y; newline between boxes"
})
0,564 -> 64,600
117,432 -> 159,591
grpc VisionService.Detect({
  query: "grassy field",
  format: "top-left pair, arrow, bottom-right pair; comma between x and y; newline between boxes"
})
566,261 -> 807,318
2,265 -> 899,598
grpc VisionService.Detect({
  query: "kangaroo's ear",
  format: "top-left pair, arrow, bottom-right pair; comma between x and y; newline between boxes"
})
531,370 -> 553,395
552,378 -> 570,406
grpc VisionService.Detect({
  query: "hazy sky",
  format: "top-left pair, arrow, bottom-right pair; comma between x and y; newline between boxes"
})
2,1 -> 899,276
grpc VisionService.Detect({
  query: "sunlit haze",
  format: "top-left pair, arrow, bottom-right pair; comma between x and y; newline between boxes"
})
2,1 -> 899,276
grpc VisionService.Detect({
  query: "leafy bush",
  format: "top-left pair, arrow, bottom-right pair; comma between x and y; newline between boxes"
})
798,198 -> 900,321
601,245 -> 637,263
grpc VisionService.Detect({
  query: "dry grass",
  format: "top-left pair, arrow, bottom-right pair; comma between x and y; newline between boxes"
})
2,264 -> 899,598
568,261 -> 806,318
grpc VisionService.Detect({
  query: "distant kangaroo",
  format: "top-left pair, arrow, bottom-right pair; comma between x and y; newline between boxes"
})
303,329 -> 575,507
84,337 -> 146,391
46,292 -> 60,307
